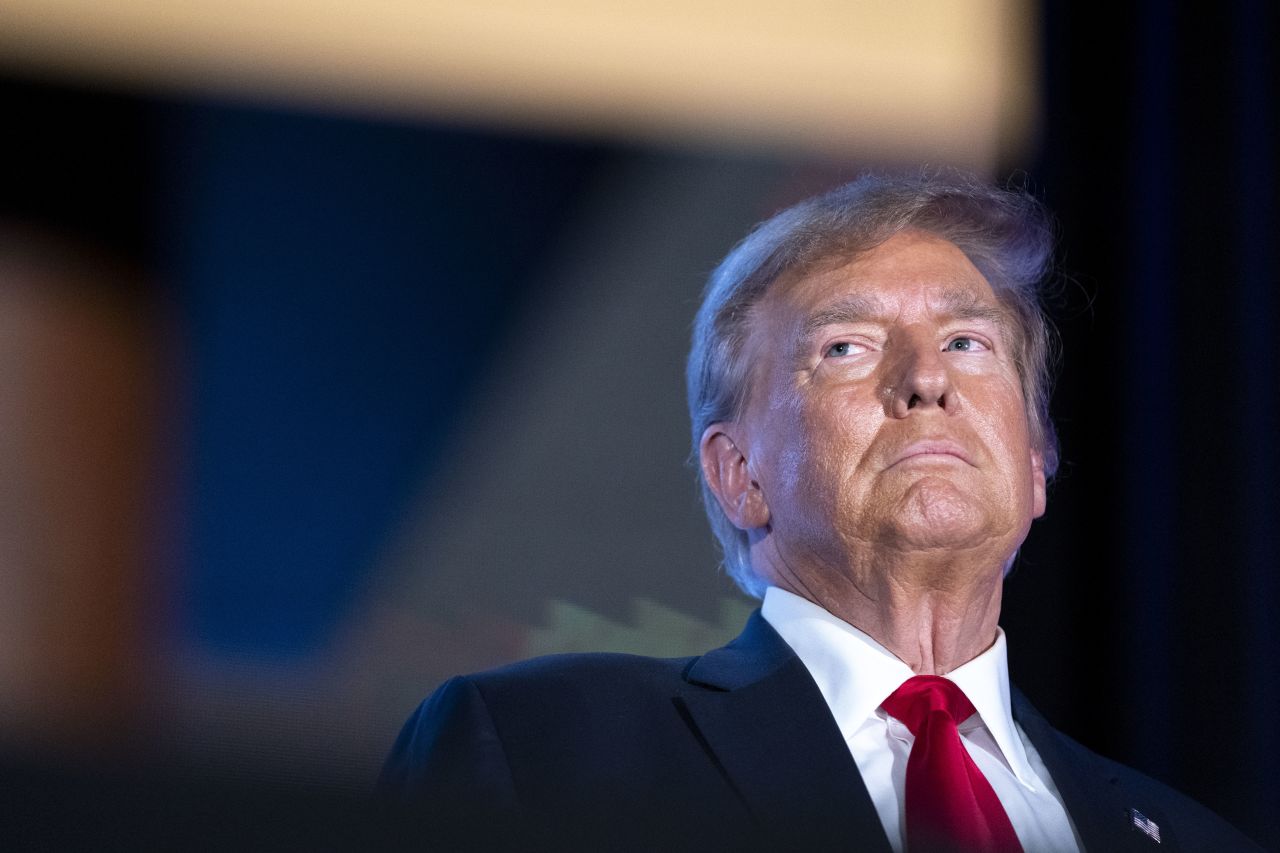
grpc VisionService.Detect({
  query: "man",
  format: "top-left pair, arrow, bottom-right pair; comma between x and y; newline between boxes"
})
382,172 -> 1258,851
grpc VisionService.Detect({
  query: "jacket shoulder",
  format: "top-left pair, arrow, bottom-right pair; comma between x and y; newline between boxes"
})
1014,693 -> 1262,851
461,651 -> 704,752
382,651 -> 733,850
467,650 -> 698,697
383,651 -> 702,791
1067,734 -> 1259,850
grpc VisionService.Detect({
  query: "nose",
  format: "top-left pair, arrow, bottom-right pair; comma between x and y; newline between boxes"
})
883,330 -> 953,418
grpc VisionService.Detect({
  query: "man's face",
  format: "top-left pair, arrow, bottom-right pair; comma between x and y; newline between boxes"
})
732,229 -> 1046,573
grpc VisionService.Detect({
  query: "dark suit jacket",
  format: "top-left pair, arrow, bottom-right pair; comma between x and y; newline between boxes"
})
382,611 -> 1259,852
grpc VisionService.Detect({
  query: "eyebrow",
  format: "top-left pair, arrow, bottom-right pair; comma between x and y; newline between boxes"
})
797,287 -> 1012,343
934,288 -> 1012,328
800,294 -> 887,338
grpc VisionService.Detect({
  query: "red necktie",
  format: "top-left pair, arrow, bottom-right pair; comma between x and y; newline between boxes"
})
881,676 -> 1023,853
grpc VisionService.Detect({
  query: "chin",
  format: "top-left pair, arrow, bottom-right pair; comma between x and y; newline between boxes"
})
888,520 -> 994,552
882,479 -> 995,549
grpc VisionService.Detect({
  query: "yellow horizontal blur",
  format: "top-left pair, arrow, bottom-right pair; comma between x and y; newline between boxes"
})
0,0 -> 1035,166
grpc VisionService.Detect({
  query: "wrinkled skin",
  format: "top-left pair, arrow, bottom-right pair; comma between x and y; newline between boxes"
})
701,231 -> 1046,674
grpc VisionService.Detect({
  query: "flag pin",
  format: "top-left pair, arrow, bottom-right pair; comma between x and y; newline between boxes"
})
1128,808 -> 1162,843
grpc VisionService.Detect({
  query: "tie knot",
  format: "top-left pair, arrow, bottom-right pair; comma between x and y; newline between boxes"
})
881,675 -> 977,736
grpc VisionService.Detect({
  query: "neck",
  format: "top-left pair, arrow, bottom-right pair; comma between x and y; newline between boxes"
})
762,544 -> 1005,675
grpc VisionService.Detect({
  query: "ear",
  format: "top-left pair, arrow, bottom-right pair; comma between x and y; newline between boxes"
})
699,424 -> 770,531
1030,448 -> 1047,519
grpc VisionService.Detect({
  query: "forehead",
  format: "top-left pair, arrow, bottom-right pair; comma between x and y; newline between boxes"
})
764,230 -> 998,325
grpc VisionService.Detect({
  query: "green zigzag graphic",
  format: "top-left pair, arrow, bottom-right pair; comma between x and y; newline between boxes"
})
524,597 -> 756,659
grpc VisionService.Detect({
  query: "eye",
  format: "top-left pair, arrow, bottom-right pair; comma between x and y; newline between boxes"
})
944,337 -> 987,352
825,341 -> 859,358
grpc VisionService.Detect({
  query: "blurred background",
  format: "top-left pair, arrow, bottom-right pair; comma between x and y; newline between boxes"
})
0,0 -> 1275,848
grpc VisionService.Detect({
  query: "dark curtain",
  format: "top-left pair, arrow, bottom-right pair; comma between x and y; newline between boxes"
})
1006,1 -> 1277,846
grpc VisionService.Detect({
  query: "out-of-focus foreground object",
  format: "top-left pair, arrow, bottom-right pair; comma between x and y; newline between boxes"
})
0,229 -> 159,755
0,0 -> 1037,168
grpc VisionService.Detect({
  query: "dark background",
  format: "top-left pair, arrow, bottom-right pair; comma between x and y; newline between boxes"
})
1,1 -> 1275,848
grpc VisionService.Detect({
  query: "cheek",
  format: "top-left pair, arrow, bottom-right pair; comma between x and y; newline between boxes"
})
972,371 -> 1025,421
975,378 -> 1036,472
751,378 -> 882,513
772,415 -> 832,498
788,400 -> 877,493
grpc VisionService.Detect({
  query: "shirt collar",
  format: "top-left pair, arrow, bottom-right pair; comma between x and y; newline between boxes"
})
760,586 -> 1039,789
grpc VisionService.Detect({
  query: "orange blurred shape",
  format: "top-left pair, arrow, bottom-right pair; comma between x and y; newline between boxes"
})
0,226 -> 160,757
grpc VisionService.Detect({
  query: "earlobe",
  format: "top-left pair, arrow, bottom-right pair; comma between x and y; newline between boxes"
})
1030,449 -> 1047,518
699,424 -> 770,531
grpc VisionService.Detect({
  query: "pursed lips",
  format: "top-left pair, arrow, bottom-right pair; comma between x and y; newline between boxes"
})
887,439 -> 976,469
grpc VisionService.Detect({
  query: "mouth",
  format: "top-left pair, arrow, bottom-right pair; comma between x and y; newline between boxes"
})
889,439 -> 975,468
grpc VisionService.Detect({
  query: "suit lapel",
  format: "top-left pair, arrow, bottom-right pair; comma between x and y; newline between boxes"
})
1012,689 -> 1175,852
678,611 -> 892,852
679,616 -> 1177,851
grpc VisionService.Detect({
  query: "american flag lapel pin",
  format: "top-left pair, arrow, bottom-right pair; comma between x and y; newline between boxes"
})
1128,808 -> 1162,843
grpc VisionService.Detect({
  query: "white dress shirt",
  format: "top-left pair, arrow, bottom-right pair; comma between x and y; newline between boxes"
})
761,587 -> 1082,853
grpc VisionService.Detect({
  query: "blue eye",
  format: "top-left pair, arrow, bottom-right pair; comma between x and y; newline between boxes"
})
826,342 -> 853,357
946,337 -> 978,352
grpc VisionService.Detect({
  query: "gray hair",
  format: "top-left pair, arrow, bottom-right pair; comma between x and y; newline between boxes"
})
686,170 -> 1058,598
